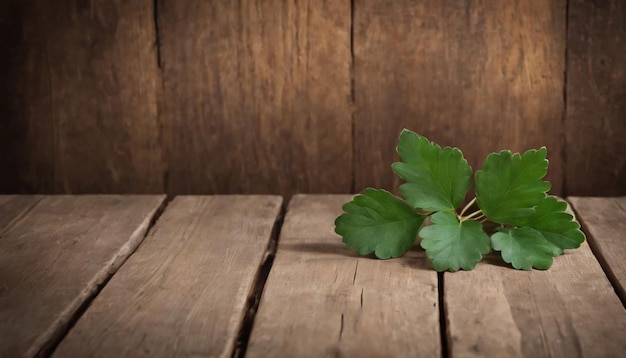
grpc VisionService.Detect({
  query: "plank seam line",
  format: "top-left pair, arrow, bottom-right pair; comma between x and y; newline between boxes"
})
567,198 -> 626,309
231,201 -> 286,358
349,0 -> 356,194
153,0 -> 162,69
0,196 -> 45,236
561,0 -> 570,196
339,313 -> 345,341
438,272 -> 449,358
37,196 -> 170,358
615,199 -> 626,216
152,0 -> 168,195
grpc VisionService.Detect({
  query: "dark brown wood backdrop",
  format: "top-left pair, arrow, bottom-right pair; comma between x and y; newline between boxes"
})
1,0 -> 624,198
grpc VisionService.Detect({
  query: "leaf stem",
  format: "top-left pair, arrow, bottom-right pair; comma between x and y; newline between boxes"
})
460,209 -> 484,222
466,210 -> 483,219
473,213 -> 486,221
459,197 -> 476,217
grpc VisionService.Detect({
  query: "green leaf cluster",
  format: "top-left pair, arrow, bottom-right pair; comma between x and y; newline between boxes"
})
334,129 -> 586,272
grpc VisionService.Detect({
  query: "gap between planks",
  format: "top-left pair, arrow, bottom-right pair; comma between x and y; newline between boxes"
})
245,195 -> 441,357
231,203 -> 286,357
441,198 -> 626,357
51,195 -> 283,358
568,197 -> 626,308
0,195 -> 168,358
0,195 -> 45,235
42,197 -> 171,357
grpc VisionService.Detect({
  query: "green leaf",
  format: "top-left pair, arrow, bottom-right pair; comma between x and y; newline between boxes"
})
391,129 -> 473,212
419,212 -> 491,272
521,196 -> 586,250
475,148 -> 551,225
335,188 -> 425,259
491,227 -> 561,270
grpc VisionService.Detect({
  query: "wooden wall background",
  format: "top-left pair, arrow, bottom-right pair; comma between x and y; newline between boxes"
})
0,0 -> 624,198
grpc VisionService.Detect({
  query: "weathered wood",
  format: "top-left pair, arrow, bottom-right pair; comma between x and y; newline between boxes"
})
445,238 -> 626,355
354,0 -> 566,195
159,0 -> 352,198
246,195 -> 440,357
568,197 -> 626,302
566,0 -> 626,195
0,195 -> 165,357
3,1 -> 162,193
0,195 -> 42,232
54,195 -> 282,358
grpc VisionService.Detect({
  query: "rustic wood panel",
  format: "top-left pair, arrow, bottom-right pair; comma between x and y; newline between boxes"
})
54,196 -> 282,358
3,1 -> 162,193
568,197 -> 626,302
444,243 -> 626,356
1,0 -> 623,197
159,0 -> 352,198
0,195 -> 42,231
0,195 -> 165,357
354,0 -> 566,196
566,0 -> 626,195
246,195 -> 440,357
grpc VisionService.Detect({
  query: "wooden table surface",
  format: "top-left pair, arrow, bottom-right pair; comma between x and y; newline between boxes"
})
0,195 -> 624,357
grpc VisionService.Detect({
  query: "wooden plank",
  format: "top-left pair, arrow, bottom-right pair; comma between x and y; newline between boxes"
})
0,195 -> 43,232
2,1 -> 162,193
54,195 -> 282,358
354,0 -> 566,195
159,0 -> 352,198
246,195 -> 440,357
568,197 -> 626,301
566,0 -> 626,195
0,195 -> 166,357
444,209 -> 626,357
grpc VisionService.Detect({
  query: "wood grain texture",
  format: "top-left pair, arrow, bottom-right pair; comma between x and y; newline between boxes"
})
246,195 -> 440,357
159,0 -> 352,198
4,1 -> 162,193
0,195 -> 42,231
54,195 -> 282,358
354,0 -> 566,195
444,243 -> 626,356
568,197 -> 626,302
0,195 -> 165,357
566,0 -> 626,195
